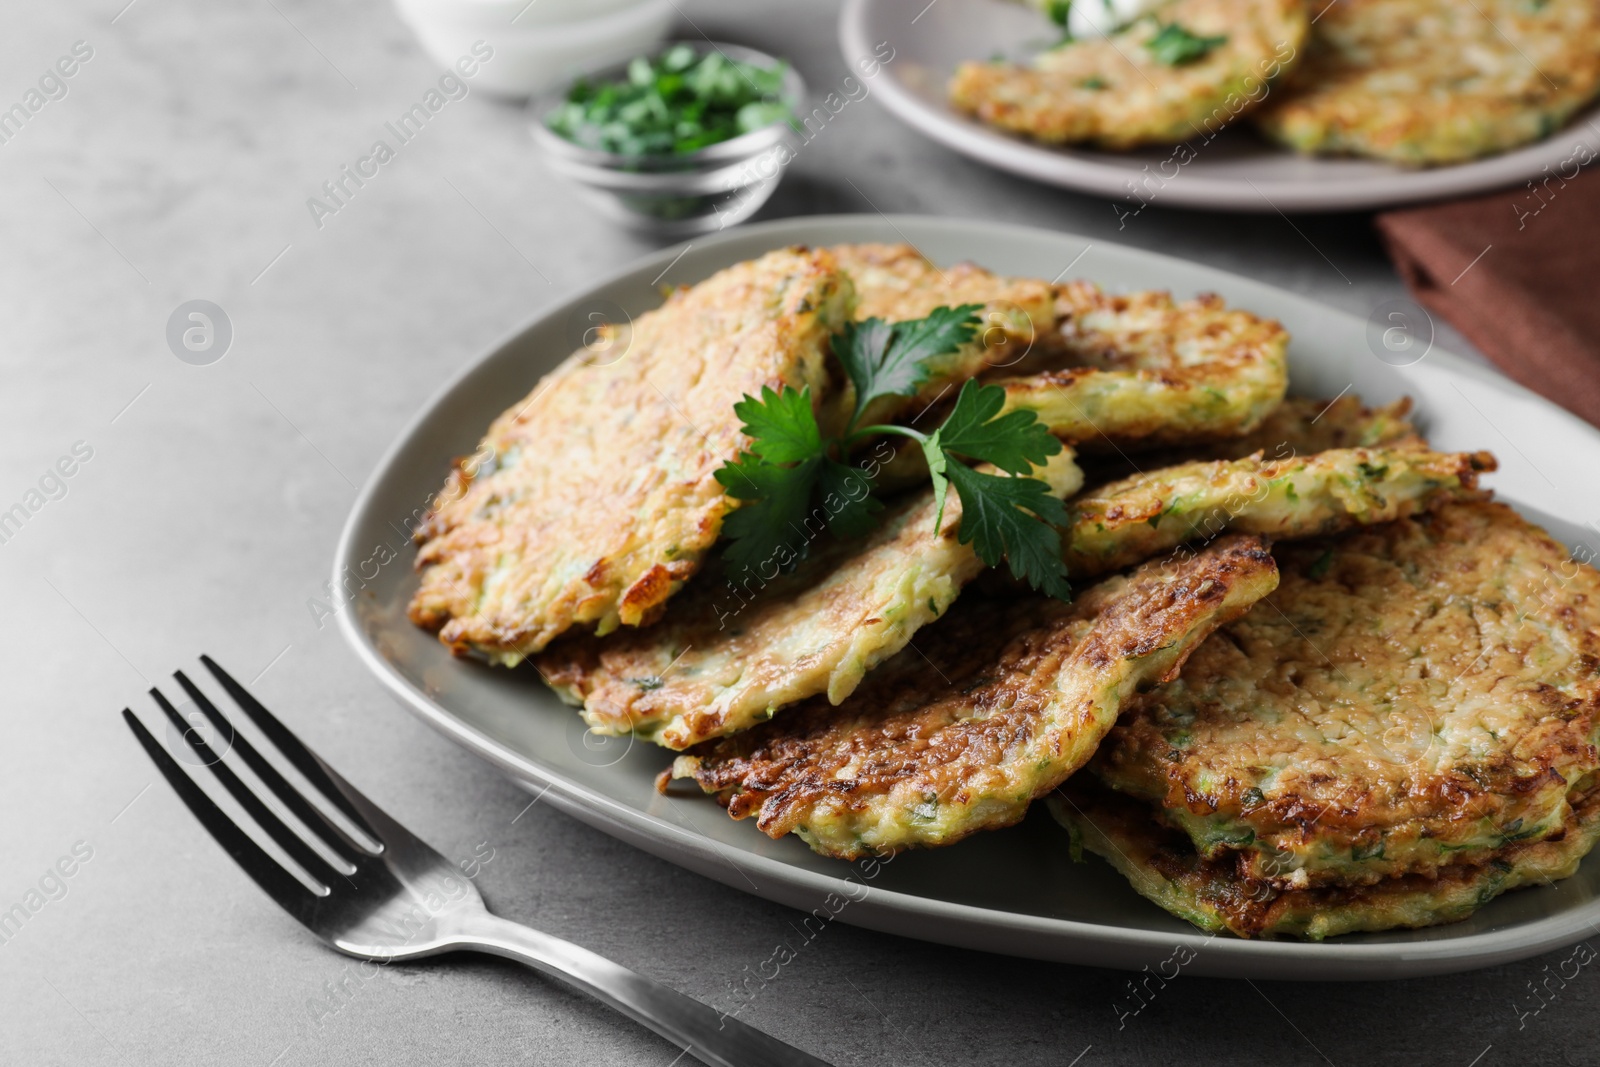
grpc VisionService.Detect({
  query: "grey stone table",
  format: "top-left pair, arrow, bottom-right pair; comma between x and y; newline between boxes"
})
0,1 -> 1583,1064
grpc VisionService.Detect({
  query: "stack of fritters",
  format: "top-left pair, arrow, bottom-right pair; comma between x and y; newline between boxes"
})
410,241 -> 1600,940
953,0 -> 1600,165
1053,502 -> 1600,939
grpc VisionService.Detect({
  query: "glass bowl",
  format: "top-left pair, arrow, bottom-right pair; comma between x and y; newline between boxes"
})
529,41 -> 805,237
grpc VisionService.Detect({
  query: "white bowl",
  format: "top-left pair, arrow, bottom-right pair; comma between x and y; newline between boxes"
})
398,0 -> 647,29
393,0 -> 675,98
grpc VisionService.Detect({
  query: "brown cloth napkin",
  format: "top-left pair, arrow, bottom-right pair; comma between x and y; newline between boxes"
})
1376,160 -> 1600,428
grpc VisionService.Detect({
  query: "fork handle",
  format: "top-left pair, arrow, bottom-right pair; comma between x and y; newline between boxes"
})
450,912 -> 836,1067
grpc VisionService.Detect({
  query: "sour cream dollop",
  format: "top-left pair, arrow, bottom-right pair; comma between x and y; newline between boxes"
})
1064,0 -> 1165,40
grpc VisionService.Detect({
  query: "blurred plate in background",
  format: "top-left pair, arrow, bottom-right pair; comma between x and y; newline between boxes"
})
840,0 -> 1600,213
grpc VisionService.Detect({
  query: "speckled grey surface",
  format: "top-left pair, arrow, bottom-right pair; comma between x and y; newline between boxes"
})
1,1 -> 1591,1065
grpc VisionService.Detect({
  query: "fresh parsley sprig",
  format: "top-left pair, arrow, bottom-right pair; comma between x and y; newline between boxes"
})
714,306 -> 1073,599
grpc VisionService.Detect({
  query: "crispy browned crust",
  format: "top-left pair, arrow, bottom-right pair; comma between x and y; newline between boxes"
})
1052,778 -> 1600,939
1091,501 -> 1600,886
669,534 -> 1279,859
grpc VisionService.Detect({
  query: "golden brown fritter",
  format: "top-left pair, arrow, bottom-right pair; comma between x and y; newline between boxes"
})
872,283 -> 1293,490
1077,393 -> 1423,486
409,247 -> 852,663
1091,501 -> 1600,887
1201,394 -> 1421,459
830,243 -> 1055,418
670,534 -> 1279,859
992,284 -> 1290,449
1254,0 -> 1600,165
1065,445 -> 1494,577
1050,778 -> 1600,940
950,0 -> 1308,149
536,453 -> 1082,751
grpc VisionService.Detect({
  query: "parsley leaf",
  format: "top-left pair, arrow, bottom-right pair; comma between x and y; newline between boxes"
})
834,304 -> 983,425
817,457 -> 883,538
715,305 -> 1073,599
714,451 -> 821,570
1145,23 -> 1228,66
732,385 -> 821,464
921,435 -> 952,534
923,378 -> 1062,531
935,379 -> 1063,474
944,462 -> 1072,600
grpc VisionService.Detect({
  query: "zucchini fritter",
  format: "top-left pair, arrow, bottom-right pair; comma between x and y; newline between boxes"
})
1204,394 -> 1420,460
1066,445 -> 1494,577
874,284 -> 1293,489
994,284 -> 1290,449
670,534 -> 1279,859
536,453 -> 1083,751
949,0 -> 1308,148
1091,501 -> 1600,888
1050,780 -> 1600,940
1254,0 -> 1600,165
830,242 -> 1055,421
409,247 -> 852,663
1078,392 -> 1422,485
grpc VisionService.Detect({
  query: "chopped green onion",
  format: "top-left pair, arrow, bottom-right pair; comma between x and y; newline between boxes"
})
546,47 -> 795,157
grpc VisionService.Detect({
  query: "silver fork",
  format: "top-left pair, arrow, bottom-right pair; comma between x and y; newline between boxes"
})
123,656 -> 834,1067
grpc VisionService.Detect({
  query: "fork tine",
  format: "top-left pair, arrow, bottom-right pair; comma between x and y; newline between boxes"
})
173,670 -> 368,865
150,686 -> 345,890
122,709 -> 319,922
199,654 -> 379,840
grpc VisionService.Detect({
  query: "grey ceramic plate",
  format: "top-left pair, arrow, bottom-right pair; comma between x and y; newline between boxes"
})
336,214 -> 1600,979
840,0 -> 1600,213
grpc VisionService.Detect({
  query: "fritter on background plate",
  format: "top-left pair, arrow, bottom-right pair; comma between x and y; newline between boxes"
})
950,0 -> 1308,148
1254,0 -> 1600,165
